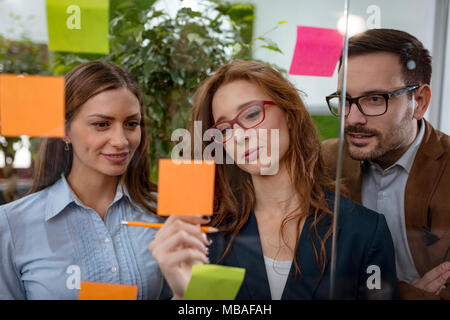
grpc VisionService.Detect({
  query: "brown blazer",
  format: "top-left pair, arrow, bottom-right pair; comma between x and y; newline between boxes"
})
321,119 -> 450,300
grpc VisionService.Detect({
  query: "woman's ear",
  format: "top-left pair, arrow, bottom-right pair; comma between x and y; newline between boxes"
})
284,112 -> 291,130
64,122 -> 72,141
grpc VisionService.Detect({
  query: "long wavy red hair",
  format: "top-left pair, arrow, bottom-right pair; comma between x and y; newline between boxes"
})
190,60 -> 334,276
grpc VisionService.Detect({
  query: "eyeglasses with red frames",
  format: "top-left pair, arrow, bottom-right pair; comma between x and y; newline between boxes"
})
207,100 -> 276,144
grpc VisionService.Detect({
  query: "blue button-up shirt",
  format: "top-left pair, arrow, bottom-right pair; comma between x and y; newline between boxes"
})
0,174 -> 165,300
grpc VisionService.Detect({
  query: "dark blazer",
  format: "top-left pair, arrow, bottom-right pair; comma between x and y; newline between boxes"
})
322,120 -> 450,300
207,194 -> 398,300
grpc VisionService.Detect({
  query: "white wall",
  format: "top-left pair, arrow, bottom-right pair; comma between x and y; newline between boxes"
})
0,0 -> 48,43
439,3 -> 450,135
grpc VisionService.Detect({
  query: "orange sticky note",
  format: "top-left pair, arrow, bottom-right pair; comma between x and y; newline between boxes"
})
0,74 -> 65,137
157,159 -> 215,216
78,281 -> 138,300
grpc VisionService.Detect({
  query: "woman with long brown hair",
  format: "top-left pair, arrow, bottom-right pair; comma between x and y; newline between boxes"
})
0,61 -> 167,299
150,60 -> 399,299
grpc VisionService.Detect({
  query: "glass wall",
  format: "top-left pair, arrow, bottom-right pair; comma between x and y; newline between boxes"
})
0,0 -> 448,303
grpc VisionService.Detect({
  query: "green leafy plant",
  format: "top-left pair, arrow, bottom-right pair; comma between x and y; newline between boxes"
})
51,0 -> 268,180
2,1 -> 286,182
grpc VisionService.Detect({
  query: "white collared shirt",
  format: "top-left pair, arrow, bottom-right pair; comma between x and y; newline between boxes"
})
361,119 -> 425,283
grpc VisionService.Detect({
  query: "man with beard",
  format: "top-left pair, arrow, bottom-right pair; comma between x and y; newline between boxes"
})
322,29 -> 450,300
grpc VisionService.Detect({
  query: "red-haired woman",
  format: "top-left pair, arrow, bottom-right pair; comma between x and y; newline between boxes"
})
0,62 -> 167,299
150,60 -> 398,300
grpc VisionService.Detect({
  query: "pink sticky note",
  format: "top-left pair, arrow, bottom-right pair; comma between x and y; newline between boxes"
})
289,26 -> 344,77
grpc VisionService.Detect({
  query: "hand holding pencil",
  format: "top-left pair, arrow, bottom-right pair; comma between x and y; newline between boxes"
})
121,220 -> 219,233
148,215 -> 212,300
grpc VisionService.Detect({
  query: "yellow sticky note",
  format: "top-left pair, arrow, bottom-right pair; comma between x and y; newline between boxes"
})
46,0 -> 110,54
157,159 -> 215,216
77,281 -> 138,300
183,264 -> 245,300
0,74 -> 65,137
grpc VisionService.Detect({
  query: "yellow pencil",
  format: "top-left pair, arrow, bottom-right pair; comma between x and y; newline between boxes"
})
120,220 -> 219,233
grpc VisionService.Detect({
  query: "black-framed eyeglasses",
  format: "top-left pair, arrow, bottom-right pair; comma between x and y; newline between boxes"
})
207,100 -> 276,144
325,85 -> 420,117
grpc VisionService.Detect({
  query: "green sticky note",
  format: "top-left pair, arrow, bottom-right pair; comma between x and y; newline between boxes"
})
183,264 -> 245,300
46,0 -> 109,54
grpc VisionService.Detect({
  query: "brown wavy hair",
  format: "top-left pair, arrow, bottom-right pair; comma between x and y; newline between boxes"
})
27,61 -> 157,214
191,60 -> 334,276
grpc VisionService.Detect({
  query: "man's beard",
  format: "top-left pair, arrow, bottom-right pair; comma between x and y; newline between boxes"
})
344,108 -> 414,162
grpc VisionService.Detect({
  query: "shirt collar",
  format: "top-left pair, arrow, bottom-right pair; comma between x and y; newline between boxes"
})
45,174 -> 132,221
364,119 -> 425,174
116,180 -> 134,206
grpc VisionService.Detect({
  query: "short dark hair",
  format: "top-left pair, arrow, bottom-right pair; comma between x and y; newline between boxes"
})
339,29 -> 432,86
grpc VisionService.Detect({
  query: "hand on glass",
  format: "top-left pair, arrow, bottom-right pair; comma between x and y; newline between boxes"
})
149,215 -> 210,300
410,261 -> 450,295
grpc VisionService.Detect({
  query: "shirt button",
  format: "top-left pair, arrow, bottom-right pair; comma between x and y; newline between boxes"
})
111,266 -> 117,273
104,238 -> 110,243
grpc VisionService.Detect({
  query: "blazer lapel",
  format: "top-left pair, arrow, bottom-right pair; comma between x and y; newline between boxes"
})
230,210 -> 272,300
404,120 -> 447,275
230,200 -> 338,299
281,213 -> 334,300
